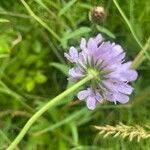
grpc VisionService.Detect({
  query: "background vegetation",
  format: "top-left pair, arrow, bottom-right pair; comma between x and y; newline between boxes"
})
0,0 -> 150,149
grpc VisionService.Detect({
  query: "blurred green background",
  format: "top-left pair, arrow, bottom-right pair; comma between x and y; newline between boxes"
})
0,0 -> 150,149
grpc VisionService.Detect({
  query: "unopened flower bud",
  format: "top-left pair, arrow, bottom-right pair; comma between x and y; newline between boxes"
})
90,6 -> 107,23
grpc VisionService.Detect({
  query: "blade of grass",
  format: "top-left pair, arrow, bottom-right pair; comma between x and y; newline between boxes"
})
0,82 -> 33,112
20,0 -> 60,42
0,129 -> 19,150
132,36 -> 150,69
34,0 -> 57,18
70,122 -> 79,145
0,18 -> 10,23
58,0 -> 77,16
113,0 -> 150,62
49,62 -> 69,76
32,108 -> 87,136
113,0 -> 142,48
0,11 -> 31,19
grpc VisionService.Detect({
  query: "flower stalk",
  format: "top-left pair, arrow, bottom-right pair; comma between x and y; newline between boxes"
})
7,74 -> 94,150
132,37 -> 150,69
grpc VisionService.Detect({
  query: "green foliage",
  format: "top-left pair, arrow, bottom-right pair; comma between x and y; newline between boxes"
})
0,0 -> 150,149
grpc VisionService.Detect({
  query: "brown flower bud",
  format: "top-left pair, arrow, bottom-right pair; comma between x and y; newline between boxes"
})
90,6 -> 107,23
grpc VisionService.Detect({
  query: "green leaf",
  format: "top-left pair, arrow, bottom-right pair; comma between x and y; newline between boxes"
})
26,80 -> 35,92
35,72 -> 47,84
96,25 -> 116,39
0,54 -> 9,58
58,0 -> 77,16
49,62 -> 69,76
61,27 -> 91,49
0,18 -> 10,23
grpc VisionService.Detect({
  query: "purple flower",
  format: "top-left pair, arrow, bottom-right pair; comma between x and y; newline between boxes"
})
64,34 -> 138,110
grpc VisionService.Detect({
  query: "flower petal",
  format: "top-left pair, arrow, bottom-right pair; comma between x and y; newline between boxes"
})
120,70 -> 138,81
64,47 -> 78,63
112,44 -> 123,56
103,91 -> 114,102
104,91 -> 129,104
86,96 -> 96,110
94,34 -> 103,45
106,67 -> 138,82
70,47 -> 78,61
64,53 -> 73,63
121,61 -> 132,70
77,90 -> 90,100
115,82 -> 133,95
80,38 -> 86,51
113,92 -> 129,104
102,80 -> 133,95
95,90 -> 103,102
87,38 -> 97,55
97,42 -> 112,56
68,67 -> 84,81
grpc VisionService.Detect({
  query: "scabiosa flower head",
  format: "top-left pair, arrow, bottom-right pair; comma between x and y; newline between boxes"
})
64,34 -> 138,110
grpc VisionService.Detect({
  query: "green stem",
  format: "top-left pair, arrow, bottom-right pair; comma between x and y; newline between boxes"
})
7,74 -> 93,150
132,37 -> 150,69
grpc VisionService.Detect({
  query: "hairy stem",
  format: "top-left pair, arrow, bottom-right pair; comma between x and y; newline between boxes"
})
7,75 -> 93,150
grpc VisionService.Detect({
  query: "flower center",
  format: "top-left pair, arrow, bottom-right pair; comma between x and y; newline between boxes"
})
87,68 -> 100,80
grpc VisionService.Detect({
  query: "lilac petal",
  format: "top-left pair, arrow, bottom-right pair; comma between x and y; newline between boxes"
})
97,42 -> 112,55
95,91 -> 103,102
102,80 -> 133,95
64,53 -> 73,63
86,96 -> 96,110
104,53 -> 125,65
64,47 -> 78,63
67,77 -> 78,82
87,38 -> 97,55
106,68 -> 138,82
120,70 -> 138,81
102,80 -> 114,92
69,68 -> 81,77
112,44 -> 123,55
103,43 -> 124,62
121,61 -> 132,70
70,47 -> 78,56
113,92 -> 129,104
115,82 -> 133,95
80,38 -> 86,51
112,52 -> 125,62
69,47 -> 78,61
78,52 -> 87,67
100,43 -> 125,64
68,68 -> 84,79
103,91 -> 114,102
104,91 -> 129,104
77,90 -> 90,100
102,63 -> 117,72
94,34 -> 103,45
